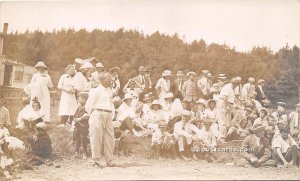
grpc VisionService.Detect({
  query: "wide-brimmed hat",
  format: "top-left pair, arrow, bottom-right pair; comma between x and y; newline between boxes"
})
34,61 -> 48,69
138,66 -> 146,72
74,58 -> 84,64
251,124 -> 265,133
181,110 -> 192,117
202,119 -> 213,125
218,74 -> 227,79
80,62 -> 94,69
110,66 -> 120,72
162,70 -> 172,77
164,92 -> 174,99
258,79 -> 265,84
196,99 -> 207,106
277,102 -> 286,107
96,62 -> 104,68
36,122 -> 47,130
150,99 -> 162,110
258,107 -> 269,115
248,77 -> 255,82
176,70 -> 184,77
122,94 -> 134,101
186,71 -> 197,77
202,70 -> 209,74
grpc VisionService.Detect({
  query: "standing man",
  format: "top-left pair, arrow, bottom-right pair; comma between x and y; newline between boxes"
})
133,66 -> 152,99
256,79 -> 267,105
110,67 -> 121,96
85,72 -> 116,167
182,71 -> 198,103
242,77 -> 256,101
91,62 -> 105,88
216,78 -> 238,142
155,70 -> 172,103
172,70 -> 185,100
197,70 -> 211,100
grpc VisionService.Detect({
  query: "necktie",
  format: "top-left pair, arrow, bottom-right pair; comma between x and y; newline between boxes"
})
112,78 -> 117,88
141,76 -> 145,85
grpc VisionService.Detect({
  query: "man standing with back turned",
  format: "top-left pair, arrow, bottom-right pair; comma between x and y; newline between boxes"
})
85,72 -> 116,167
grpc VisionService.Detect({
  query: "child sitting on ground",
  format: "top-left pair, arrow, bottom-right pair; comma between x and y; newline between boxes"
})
73,92 -> 90,159
28,122 -> 52,159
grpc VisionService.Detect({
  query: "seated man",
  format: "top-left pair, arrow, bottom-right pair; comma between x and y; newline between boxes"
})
173,110 -> 201,161
227,115 -> 251,141
147,99 -> 166,131
272,102 -> 288,126
198,119 -> 218,162
236,124 -> 276,167
272,125 -> 299,168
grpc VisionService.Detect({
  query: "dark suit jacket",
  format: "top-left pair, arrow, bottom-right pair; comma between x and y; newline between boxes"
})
256,85 -> 266,103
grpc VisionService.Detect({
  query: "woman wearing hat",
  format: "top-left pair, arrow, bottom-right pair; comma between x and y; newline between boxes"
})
147,100 -> 166,130
73,62 -> 94,95
28,61 -> 53,123
57,65 -> 78,127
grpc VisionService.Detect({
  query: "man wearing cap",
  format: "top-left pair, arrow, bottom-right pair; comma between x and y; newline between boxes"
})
110,67 -> 121,95
85,72 -> 116,167
272,125 -> 300,167
182,71 -> 198,103
91,62 -> 105,87
155,70 -> 173,103
171,70 -> 185,100
173,110 -> 202,161
216,78 -> 238,142
197,70 -> 211,100
29,61 -> 53,123
256,79 -> 267,105
237,124 -> 275,167
289,103 -> 300,142
242,77 -> 256,101
271,102 -> 288,126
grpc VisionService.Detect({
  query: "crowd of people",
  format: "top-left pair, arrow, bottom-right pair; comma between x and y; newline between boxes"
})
0,57 -> 300,177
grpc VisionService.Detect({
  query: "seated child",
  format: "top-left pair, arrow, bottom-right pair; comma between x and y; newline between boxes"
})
73,92 -> 90,159
28,122 -> 52,159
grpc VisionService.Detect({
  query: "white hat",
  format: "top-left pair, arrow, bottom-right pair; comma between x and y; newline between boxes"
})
162,70 -> 172,77
122,94 -> 134,101
235,76 -> 242,81
207,73 -> 213,78
258,79 -> 265,84
96,63 -> 104,68
34,61 -> 48,69
202,70 -> 209,74
187,71 -> 197,77
196,99 -> 207,106
218,74 -> 227,79
36,122 -> 47,130
248,77 -> 255,82
164,92 -> 174,99
150,99 -> 162,109
181,110 -> 192,117
75,58 -> 84,64
80,62 -> 94,69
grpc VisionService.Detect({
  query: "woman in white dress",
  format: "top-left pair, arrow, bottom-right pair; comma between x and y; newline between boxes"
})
57,65 -> 78,127
28,61 -> 53,123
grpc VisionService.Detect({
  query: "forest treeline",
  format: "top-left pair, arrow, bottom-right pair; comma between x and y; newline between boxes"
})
2,28 -> 300,107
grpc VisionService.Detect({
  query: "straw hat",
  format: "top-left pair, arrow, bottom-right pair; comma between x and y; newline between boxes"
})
96,62 -> 104,68
218,74 -> 227,79
196,99 -> 207,106
181,110 -> 192,117
36,122 -> 47,130
186,71 -> 197,77
34,61 -> 48,69
207,73 -> 213,78
138,66 -> 146,72
150,99 -> 162,110
202,70 -> 209,74
251,124 -> 265,133
80,62 -> 94,69
248,77 -> 255,82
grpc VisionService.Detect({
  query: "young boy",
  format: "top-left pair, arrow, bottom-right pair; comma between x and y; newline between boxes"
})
73,92 -> 90,159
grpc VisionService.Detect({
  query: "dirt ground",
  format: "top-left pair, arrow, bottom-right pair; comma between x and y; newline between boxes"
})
15,156 -> 300,180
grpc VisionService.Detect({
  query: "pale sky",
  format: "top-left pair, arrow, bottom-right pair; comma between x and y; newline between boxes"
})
0,0 -> 299,52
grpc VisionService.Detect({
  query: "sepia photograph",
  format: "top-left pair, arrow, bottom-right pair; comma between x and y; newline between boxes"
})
0,0 -> 299,180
